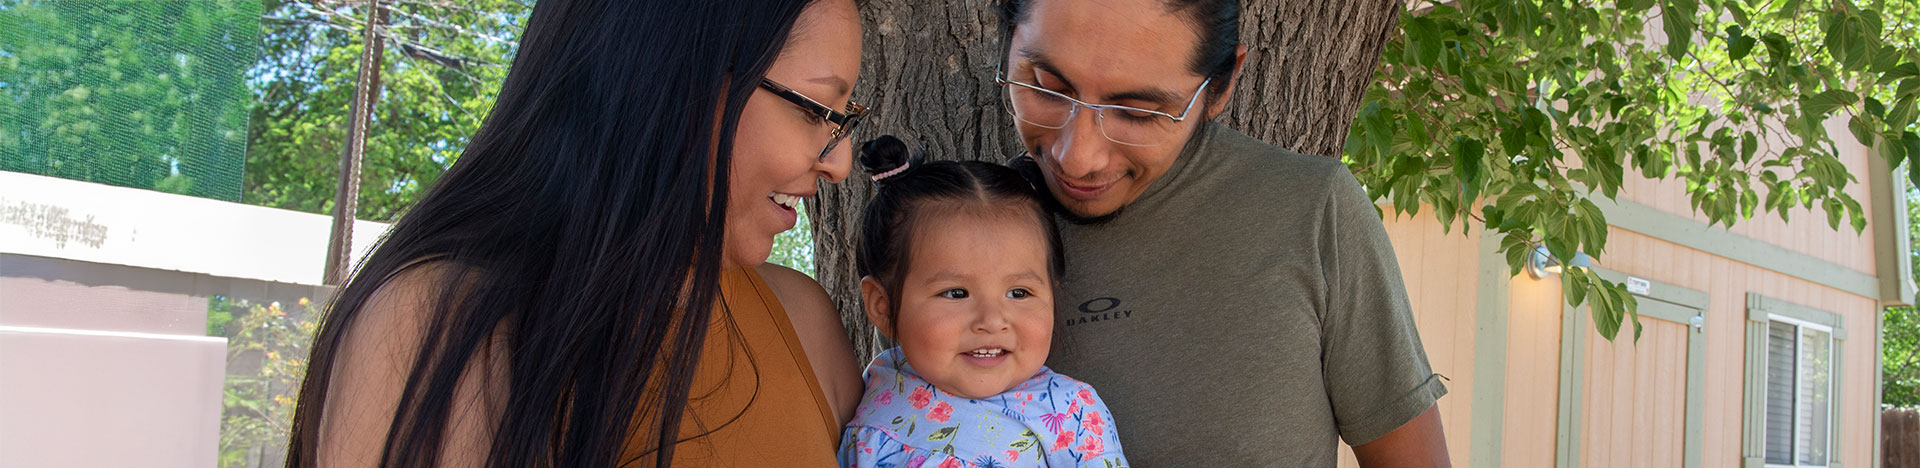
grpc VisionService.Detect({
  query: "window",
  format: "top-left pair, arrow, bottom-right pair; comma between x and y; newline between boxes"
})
1763,318 -> 1833,467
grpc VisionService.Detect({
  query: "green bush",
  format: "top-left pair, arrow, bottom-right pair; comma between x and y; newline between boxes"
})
214,298 -> 318,468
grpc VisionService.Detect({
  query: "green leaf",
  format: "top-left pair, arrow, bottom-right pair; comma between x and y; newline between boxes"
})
1908,132 -> 1920,187
1565,265 -> 1589,306
1662,0 -> 1697,60
1453,136 -> 1487,201
1592,282 -> 1622,341
1882,63 -> 1920,86
1848,115 -> 1878,148
1762,33 -> 1792,67
1825,198 -> 1844,229
1887,96 -> 1917,128
1879,136 -> 1908,174
1726,1 -> 1750,26
1872,45 -> 1902,73
1405,17 -> 1444,67
1799,89 -> 1858,117
1725,25 -> 1757,61
1740,131 -> 1759,163
1504,239 -> 1530,277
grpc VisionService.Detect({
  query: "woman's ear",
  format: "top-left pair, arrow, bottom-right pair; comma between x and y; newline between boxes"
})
860,276 -> 895,340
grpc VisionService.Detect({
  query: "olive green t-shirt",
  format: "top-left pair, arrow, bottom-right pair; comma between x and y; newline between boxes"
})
1025,122 -> 1447,466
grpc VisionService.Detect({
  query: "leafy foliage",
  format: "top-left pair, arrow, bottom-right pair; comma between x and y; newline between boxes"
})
243,0 -> 527,220
770,203 -> 818,277
0,0 -> 259,200
1349,0 -> 1920,340
1888,304 -> 1920,407
1885,189 -> 1920,407
212,297 -> 320,468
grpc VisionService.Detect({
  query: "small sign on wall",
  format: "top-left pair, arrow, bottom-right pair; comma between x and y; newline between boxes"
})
1627,276 -> 1652,296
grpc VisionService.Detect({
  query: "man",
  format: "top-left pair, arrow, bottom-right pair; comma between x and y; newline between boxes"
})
996,0 -> 1452,465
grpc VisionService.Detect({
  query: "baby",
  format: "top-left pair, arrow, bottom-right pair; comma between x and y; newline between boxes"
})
837,136 -> 1128,468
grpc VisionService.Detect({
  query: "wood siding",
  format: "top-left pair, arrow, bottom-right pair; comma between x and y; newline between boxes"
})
1615,119 -> 1878,276
1578,314 -> 1691,468
1595,229 -> 1878,468
1505,269 -> 1566,467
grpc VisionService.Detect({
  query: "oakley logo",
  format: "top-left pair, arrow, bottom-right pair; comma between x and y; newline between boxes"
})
1079,297 -> 1121,314
1063,297 -> 1133,328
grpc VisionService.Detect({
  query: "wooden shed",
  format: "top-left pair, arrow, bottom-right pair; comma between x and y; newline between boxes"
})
1340,120 -> 1911,468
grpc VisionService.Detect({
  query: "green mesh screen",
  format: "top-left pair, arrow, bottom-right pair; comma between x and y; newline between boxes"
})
0,0 -> 259,201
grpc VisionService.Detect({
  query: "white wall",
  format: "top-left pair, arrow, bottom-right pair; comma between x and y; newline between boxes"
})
1,171 -> 390,286
0,171 -> 387,468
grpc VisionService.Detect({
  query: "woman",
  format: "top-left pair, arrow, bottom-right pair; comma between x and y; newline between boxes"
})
283,0 -> 865,466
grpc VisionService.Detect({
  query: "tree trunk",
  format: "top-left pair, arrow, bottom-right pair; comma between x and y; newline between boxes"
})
810,0 -> 1404,363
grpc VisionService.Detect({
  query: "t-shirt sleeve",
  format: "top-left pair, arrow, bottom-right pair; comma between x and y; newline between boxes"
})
1315,167 -> 1449,446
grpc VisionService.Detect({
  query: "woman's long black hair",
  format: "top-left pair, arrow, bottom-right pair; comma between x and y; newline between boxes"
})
285,0 -> 823,466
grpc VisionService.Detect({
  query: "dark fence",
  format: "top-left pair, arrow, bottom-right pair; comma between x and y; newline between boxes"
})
1890,406 -> 1920,468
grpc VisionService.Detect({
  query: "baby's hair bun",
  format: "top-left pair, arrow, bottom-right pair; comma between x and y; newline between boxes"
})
859,135 -> 912,181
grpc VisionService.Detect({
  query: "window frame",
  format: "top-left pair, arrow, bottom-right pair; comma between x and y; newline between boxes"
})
1762,315 -> 1836,468
1742,293 -> 1846,468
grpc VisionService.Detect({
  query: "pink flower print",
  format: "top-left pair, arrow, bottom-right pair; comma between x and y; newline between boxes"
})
909,387 -> 932,410
1039,412 -> 1069,434
937,458 -> 962,468
927,401 -> 954,423
1081,410 -> 1106,435
874,389 -> 894,406
1077,388 -> 1097,405
1067,402 -> 1080,415
1052,431 -> 1074,451
1077,435 -> 1105,459
1004,450 -> 1020,462
905,455 -> 928,468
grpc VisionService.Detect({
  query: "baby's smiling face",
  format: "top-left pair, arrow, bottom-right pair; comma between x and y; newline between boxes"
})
875,210 -> 1055,399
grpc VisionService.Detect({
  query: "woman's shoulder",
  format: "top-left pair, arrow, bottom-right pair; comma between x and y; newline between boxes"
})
751,262 -> 862,426
752,263 -> 831,306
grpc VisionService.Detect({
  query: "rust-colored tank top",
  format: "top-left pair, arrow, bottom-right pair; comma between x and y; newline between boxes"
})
619,268 -> 841,467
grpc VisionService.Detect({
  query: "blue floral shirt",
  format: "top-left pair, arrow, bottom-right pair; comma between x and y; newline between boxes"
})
838,348 -> 1129,468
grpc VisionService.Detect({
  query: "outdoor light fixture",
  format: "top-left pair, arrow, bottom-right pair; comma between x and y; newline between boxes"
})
1527,246 -> 1593,279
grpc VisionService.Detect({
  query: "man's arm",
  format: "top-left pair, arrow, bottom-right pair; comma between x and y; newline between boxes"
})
1352,405 -> 1450,467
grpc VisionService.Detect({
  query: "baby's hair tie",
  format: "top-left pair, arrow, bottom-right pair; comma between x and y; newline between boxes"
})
872,162 -> 911,182
860,135 -> 914,183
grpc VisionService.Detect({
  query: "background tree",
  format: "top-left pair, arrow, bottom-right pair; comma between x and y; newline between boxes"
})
1884,189 -> 1920,408
810,0 -> 1920,359
1348,0 -> 1919,340
0,0 -> 258,200
243,0 -> 526,221
810,0 -> 1405,358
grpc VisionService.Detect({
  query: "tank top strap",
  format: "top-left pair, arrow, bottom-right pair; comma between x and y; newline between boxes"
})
729,267 -> 841,445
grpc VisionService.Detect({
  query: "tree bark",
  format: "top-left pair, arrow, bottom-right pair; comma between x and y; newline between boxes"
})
811,0 -> 1404,363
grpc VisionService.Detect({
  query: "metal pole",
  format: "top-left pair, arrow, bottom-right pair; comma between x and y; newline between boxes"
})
324,0 -> 387,286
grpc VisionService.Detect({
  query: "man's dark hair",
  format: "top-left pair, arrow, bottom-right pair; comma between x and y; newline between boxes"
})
997,0 -> 1239,100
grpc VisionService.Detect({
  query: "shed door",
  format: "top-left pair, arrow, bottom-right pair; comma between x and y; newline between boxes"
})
1558,296 -> 1707,468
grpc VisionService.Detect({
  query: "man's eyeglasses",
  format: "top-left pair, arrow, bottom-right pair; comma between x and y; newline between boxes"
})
759,78 -> 868,161
994,68 -> 1210,147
